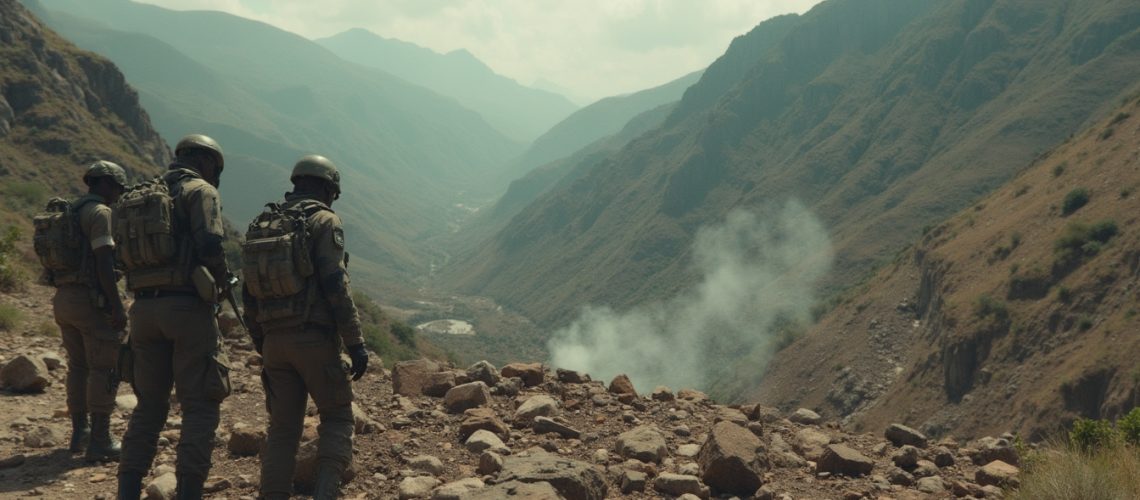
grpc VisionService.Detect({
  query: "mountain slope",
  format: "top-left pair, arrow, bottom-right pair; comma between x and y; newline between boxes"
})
501,70 -> 704,185
30,0 -> 524,294
316,29 -> 577,143
453,0 -> 1140,334
0,0 -> 169,227
755,96 -> 1140,441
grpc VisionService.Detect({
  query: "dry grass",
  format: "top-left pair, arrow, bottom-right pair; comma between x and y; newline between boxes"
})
0,303 -> 22,331
1012,445 -> 1140,500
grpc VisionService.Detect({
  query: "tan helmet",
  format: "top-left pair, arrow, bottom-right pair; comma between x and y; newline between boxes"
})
174,134 -> 224,168
83,160 -> 128,188
290,155 -> 341,194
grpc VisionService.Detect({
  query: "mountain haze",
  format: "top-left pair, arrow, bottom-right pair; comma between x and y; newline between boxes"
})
452,0 -> 1140,338
30,0 -> 525,294
316,29 -> 577,144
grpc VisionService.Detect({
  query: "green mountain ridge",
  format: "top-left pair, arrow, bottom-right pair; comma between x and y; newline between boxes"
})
316,28 -> 578,144
451,0 -> 1140,344
29,0 -> 526,296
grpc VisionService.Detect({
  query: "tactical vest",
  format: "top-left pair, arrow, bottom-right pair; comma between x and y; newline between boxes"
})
33,196 -> 100,287
242,200 -> 326,325
113,177 -> 189,290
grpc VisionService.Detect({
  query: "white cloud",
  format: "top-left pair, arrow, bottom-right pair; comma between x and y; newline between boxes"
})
135,0 -> 823,103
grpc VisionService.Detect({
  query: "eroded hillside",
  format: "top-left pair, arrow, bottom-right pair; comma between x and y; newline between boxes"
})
755,96 -> 1140,441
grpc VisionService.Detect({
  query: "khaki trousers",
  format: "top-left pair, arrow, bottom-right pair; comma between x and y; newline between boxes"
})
259,329 -> 354,498
118,295 -> 229,482
53,285 -> 121,415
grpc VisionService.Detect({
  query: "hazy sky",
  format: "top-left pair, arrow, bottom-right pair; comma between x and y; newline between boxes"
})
136,0 -> 824,104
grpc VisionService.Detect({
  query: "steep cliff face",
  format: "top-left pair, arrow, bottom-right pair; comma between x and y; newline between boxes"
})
0,0 -> 169,197
755,98 -> 1140,440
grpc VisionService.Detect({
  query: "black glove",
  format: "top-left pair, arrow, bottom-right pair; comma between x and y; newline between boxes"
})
252,336 -> 264,355
347,343 -> 368,381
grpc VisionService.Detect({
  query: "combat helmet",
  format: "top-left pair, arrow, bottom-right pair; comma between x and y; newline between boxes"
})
83,160 -> 128,188
174,134 -> 224,168
291,155 -> 341,194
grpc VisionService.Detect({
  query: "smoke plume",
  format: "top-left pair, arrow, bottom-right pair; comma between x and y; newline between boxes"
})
547,201 -> 833,394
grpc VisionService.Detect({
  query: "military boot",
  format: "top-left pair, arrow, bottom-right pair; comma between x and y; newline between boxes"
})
117,472 -> 143,500
69,413 -> 89,452
85,412 -> 121,462
175,474 -> 204,500
312,461 -> 343,499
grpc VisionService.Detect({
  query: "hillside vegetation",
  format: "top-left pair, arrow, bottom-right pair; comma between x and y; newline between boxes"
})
452,0 -> 1140,338
755,96 -> 1140,441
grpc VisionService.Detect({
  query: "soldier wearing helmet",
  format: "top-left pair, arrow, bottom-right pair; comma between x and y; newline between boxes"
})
47,160 -> 128,464
242,154 -> 368,499
117,134 -> 232,499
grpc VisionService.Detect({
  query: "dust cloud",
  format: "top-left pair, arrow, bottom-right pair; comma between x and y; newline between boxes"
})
547,201 -> 833,393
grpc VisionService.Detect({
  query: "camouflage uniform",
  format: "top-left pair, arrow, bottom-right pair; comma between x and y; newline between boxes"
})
118,164 -> 232,492
51,194 -> 122,454
243,192 -> 364,500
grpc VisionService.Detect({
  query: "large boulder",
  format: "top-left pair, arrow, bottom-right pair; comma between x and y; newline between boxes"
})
697,421 -> 768,495
885,423 -> 928,448
608,374 -> 638,397
293,439 -> 355,493
0,355 -> 51,392
466,361 -> 501,386
789,408 -> 822,425
423,371 -> 459,397
816,444 -> 874,477
444,382 -> 491,413
392,359 -> 445,397
976,460 -> 1020,488
794,428 -> 831,461
497,449 -> 608,500
616,426 -> 668,464
501,363 -> 544,387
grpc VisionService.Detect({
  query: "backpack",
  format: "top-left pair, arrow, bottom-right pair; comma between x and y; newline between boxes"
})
113,177 -> 185,290
241,200 -> 324,323
33,196 -> 98,286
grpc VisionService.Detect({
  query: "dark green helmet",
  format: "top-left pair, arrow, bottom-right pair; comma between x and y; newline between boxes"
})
290,155 -> 341,194
174,134 -> 224,168
83,160 -> 128,188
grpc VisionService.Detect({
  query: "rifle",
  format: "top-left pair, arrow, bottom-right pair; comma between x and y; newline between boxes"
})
220,273 -> 249,332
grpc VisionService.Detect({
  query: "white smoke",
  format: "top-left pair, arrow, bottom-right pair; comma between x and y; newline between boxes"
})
547,201 -> 833,394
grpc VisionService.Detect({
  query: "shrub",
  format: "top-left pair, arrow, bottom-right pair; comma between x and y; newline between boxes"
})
1120,408 -> 1140,447
975,294 -> 1010,322
1070,418 -> 1118,452
391,320 -> 416,346
1011,442 -> 1140,500
1054,220 -> 1119,274
0,226 -> 24,292
1058,286 -> 1072,304
0,303 -> 21,331
1100,127 -> 1115,141
1053,163 -> 1067,177
1078,315 -> 1094,331
4,181 -> 48,210
1062,188 -> 1090,216
1111,112 -> 1131,125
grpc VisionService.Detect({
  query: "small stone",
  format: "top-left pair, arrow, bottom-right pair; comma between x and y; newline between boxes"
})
398,476 -> 441,499
459,407 -> 510,440
652,473 -> 709,498
790,408 -> 822,425
816,444 -> 874,476
227,424 -> 266,457
204,477 -> 232,493
651,386 -> 674,401
145,472 -> 178,500
422,371 -> 458,398
795,427 -> 832,461
749,405 -> 782,423
917,476 -> 945,493
23,426 -> 62,448
116,394 -> 138,411
620,470 -> 648,494
533,416 -> 581,439
392,359 -> 445,397
887,467 -> 914,486
592,449 -> 609,464
466,361 -> 501,386
500,362 -> 544,387
976,460 -> 1020,488
444,382 -> 491,413
515,395 -> 560,425
676,389 -> 708,402
465,429 -> 509,454
89,473 -> 109,483
952,480 -> 986,497
913,459 -> 939,478
891,445 -> 920,469
0,355 -> 51,392
677,444 -> 701,457
616,426 -> 668,463
697,421 -> 768,495
477,451 -> 504,475
885,423 -> 928,448
432,477 -> 484,500
556,368 -> 588,384
408,455 -> 445,476
932,446 -> 955,467
40,352 -> 64,370
608,374 -> 638,396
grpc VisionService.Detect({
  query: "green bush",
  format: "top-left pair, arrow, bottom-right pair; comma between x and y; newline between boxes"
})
1054,220 -> 1119,273
1070,418 -> 1118,452
4,181 -> 48,210
391,320 -> 416,346
975,294 -> 1010,322
0,226 -> 25,292
1062,188 -> 1091,216
0,303 -> 21,331
1120,408 -> 1140,447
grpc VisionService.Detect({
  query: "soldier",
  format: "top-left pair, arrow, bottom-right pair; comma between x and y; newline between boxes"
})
43,161 -> 128,463
117,134 -> 232,500
241,155 -> 368,499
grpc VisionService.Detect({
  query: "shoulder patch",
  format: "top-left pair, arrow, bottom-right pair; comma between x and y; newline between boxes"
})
333,227 -> 345,249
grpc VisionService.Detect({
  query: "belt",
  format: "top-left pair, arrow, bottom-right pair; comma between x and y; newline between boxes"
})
133,289 -> 198,300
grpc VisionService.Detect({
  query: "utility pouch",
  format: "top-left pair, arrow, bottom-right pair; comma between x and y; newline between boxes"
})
191,265 -> 219,304
114,334 -> 134,386
202,349 -> 232,402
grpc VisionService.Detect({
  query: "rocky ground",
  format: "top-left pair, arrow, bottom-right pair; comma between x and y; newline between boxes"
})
1,288 -> 1024,499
